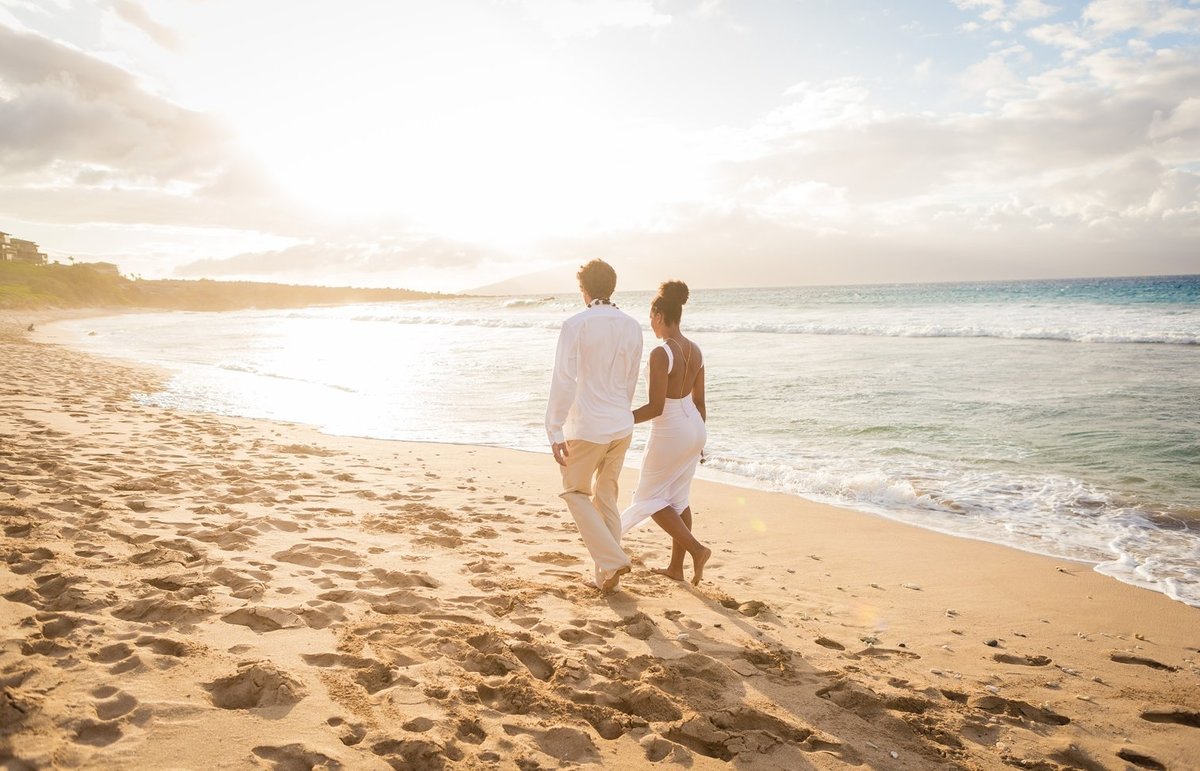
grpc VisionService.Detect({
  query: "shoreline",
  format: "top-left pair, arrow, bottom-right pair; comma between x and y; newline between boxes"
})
34,308 -> 1193,609
4,311 -> 1200,769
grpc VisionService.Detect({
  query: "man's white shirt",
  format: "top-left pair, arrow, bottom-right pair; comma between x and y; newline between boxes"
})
546,303 -> 643,446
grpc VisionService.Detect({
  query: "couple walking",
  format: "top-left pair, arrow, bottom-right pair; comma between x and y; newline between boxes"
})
546,259 -> 711,593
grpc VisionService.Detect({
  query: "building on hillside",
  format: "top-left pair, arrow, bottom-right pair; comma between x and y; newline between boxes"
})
0,233 -> 48,265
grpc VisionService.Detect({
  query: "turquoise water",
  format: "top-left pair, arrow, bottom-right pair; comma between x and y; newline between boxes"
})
52,274 -> 1200,605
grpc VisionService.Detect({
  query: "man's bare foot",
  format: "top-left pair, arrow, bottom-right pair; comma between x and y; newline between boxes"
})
650,566 -> 685,581
691,547 -> 711,586
601,565 -> 631,593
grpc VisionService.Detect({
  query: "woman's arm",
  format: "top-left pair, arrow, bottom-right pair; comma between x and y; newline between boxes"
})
692,366 -> 706,422
632,347 -> 668,424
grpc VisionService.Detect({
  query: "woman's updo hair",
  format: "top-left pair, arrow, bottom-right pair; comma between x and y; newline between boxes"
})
651,280 -> 689,325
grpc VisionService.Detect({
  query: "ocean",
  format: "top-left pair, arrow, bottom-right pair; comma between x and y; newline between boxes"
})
48,275 -> 1200,606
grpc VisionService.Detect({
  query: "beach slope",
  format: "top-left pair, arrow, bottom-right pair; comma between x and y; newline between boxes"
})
2,315 -> 1198,770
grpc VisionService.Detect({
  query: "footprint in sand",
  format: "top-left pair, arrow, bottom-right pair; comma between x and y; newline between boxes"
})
619,612 -> 658,641
302,652 -> 405,694
327,716 -> 368,746
455,718 -> 487,745
1117,747 -> 1168,770
207,566 -> 268,599
251,744 -> 341,770
356,568 -> 441,590
371,738 -> 461,768
665,707 -> 851,764
272,542 -> 363,568
1110,652 -> 1178,671
971,694 -> 1070,725
134,634 -> 192,657
529,551 -> 582,566
5,545 -> 55,574
90,685 -> 139,720
505,640 -> 556,681
7,573 -> 98,613
110,596 -> 213,628
993,652 -> 1052,666
72,717 -> 124,747
221,606 -> 306,633
558,626 -> 606,646
814,636 -> 846,651
205,661 -> 307,710
90,642 -> 134,664
504,724 -> 600,764
1139,708 -> 1200,728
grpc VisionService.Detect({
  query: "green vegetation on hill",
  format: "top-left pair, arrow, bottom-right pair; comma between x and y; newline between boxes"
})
0,261 -> 447,310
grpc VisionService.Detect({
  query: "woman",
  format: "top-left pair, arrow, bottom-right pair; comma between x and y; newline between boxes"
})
621,280 -> 711,585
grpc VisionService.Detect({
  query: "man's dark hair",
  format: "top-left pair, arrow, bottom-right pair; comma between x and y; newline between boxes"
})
576,259 -> 617,300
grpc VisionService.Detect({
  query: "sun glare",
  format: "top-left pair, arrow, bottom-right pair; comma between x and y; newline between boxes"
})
222,9 -> 706,251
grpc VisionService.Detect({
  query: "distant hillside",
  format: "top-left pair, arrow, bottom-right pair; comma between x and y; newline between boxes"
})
469,260 -> 687,296
0,261 -> 447,311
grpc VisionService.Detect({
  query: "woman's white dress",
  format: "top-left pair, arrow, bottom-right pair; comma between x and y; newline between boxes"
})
620,342 -> 707,535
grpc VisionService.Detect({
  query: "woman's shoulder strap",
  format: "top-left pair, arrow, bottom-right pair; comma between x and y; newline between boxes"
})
660,341 -> 675,374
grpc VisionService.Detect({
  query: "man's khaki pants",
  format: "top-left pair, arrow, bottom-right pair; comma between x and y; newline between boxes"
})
559,435 -> 632,586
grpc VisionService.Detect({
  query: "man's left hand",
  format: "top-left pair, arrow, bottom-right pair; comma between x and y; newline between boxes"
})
552,442 -> 570,466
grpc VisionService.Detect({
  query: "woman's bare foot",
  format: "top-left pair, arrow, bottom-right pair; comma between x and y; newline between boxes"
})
650,566 -> 685,581
691,547 -> 711,586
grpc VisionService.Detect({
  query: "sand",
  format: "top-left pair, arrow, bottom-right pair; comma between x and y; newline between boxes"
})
2,311 -> 1198,770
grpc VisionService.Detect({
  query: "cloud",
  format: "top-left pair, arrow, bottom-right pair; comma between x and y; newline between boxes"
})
531,201 -> 1197,292
953,0 -> 1058,30
1028,22 -> 1092,52
960,45 -> 1033,101
1027,2 -> 1200,54
697,40 -> 1200,260
112,0 -> 181,51
1083,0 -> 1200,38
173,237 -> 510,282
0,25 -> 225,180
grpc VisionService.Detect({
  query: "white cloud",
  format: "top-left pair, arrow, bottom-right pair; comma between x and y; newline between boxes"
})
1028,22 -> 1092,52
766,78 -> 875,133
679,40 -> 1200,274
1083,0 -> 1200,38
954,0 -> 1008,22
0,25 -> 224,180
960,45 -> 1033,102
171,235 -> 522,291
111,0 -> 180,51
1149,95 -> 1200,141
1012,0 -> 1059,20
954,0 -> 1057,27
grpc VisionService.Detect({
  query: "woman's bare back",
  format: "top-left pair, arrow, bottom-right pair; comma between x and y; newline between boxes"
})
662,337 -> 702,399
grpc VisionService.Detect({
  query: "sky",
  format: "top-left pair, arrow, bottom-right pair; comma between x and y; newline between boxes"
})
0,0 -> 1197,292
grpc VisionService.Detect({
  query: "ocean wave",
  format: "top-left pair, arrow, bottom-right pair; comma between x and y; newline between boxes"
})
503,297 -> 558,308
212,361 -> 357,393
350,313 -> 562,331
343,313 -> 1198,344
684,322 -> 1199,345
700,455 -> 1200,607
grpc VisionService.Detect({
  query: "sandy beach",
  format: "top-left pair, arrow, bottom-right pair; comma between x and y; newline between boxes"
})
2,312 -> 1198,771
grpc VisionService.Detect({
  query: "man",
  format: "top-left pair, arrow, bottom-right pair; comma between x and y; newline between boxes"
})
546,259 -> 643,593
